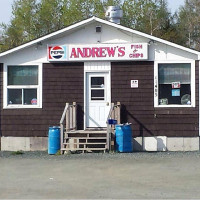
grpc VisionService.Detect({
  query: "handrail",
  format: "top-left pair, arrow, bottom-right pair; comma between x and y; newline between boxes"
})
107,103 -> 114,123
106,102 -> 121,151
60,103 -> 69,124
106,102 -> 121,124
60,102 -> 77,154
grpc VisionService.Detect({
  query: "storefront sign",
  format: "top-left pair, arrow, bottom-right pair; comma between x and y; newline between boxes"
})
131,80 -> 138,88
48,45 -> 67,61
47,43 -> 148,61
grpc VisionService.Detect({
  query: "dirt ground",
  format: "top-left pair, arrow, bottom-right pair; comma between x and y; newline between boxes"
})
1,151 -> 200,199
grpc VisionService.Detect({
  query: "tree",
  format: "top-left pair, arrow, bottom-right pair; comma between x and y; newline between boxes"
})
0,0 -> 107,52
0,0 -> 38,51
121,0 -> 173,38
176,0 -> 200,50
1,0 -> 197,52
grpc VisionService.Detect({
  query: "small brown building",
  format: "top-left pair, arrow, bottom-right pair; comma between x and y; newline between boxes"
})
0,17 -> 199,151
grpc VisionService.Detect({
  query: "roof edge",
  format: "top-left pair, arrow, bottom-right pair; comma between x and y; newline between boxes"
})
0,17 -> 96,57
0,16 -> 199,58
94,17 -> 200,56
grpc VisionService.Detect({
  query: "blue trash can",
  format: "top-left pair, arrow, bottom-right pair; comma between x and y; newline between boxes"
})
115,124 -> 133,152
48,126 -> 60,154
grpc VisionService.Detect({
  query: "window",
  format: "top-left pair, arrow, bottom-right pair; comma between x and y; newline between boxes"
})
5,65 -> 42,108
154,61 -> 195,107
90,77 -> 105,100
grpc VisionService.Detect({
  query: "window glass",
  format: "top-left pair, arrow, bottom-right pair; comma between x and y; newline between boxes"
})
159,63 -> 191,84
8,89 -> 22,104
91,90 -> 104,100
158,63 -> 191,105
24,89 -> 37,105
8,66 -> 38,85
91,77 -> 104,88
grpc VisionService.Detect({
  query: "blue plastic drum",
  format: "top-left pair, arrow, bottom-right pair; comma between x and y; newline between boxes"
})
115,124 -> 133,152
48,126 -> 60,154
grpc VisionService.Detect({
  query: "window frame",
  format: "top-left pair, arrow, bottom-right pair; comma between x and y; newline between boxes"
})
154,60 -> 195,108
4,64 -> 42,109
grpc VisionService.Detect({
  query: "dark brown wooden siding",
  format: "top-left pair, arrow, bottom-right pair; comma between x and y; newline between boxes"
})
0,63 -> 84,137
0,61 -> 199,138
111,61 -> 199,137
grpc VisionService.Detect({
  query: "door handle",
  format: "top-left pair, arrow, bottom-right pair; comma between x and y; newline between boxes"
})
106,102 -> 109,106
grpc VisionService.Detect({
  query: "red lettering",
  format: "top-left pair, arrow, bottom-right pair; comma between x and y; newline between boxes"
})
118,47 -> 125,57
92,48 -> 99,57
77,48 -> 84,58
84,48 -> 92,57
99,47 -> 106,57
131,44 -> 142,49
107,47 -> 116,57
70,48 -> 78,58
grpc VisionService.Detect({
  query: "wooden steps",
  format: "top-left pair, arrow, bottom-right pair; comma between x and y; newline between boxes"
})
61,130 -> 108,153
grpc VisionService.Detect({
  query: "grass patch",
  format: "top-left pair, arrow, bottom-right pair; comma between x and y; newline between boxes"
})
11,151 -> 24,155
55,150 -> 61,155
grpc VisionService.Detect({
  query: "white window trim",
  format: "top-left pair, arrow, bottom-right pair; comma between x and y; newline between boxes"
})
3,63 -> 43,109
154,60 -> 195,108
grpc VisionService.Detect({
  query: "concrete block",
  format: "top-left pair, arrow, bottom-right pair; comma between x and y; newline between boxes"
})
143,136 -> 167,151
1,137 -> 48,151
1,137 -> 31,151
133,137 -> 143,152
167,137 -> 184,151
30,137 -> 48,151
183,137 -> 199,151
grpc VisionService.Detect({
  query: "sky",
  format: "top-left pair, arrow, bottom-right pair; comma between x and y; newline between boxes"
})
0,0 -> 185,25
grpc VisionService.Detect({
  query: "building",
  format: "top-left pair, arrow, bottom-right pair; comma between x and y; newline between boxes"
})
0,16 -> 199,152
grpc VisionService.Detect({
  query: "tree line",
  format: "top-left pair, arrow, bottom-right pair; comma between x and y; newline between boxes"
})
0,0 -> 200,52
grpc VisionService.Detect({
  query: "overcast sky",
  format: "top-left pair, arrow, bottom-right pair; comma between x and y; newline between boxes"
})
0,0 -> 185,25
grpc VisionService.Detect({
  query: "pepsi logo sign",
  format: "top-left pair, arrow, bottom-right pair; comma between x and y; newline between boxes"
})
48,45 -> 67,60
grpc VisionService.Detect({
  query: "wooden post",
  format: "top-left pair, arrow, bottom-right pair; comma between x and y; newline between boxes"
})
60,123 -> 64,154
106,123 -> 110,151
116,102 -> 121,124
72,102 -> 77,130
111,103 -> 115,119
66,103 -> 70,131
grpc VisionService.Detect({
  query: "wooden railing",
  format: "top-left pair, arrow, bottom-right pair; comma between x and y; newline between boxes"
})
106,102 -> 120,150
60,102 -> 77,152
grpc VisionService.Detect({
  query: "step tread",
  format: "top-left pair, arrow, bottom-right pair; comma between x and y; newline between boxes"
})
61,148 -> 107,151
65,130 -> 107,134
63,142 -> 107,145
64,137 -> 107,139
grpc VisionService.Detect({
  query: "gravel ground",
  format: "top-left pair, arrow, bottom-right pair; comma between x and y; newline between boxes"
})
1,150 -> 200,160
1,151 -> 200,199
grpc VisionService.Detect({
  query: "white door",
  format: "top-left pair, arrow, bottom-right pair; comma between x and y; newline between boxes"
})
86,72 -> 110,128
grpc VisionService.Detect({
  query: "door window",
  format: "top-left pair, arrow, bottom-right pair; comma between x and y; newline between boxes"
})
91,77 -> 105,100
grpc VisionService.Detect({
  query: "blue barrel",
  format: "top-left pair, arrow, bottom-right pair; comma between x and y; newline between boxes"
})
48,126 -> 60,154
115,124 -> 133,152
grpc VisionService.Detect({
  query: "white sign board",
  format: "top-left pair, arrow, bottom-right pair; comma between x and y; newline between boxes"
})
131,80 -> 138,88
48,43 -> 148,61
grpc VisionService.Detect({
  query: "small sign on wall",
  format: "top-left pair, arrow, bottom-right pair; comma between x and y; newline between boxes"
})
131,80 -> 138,88
172,89 -> 180,96
172,82 -> 180,89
